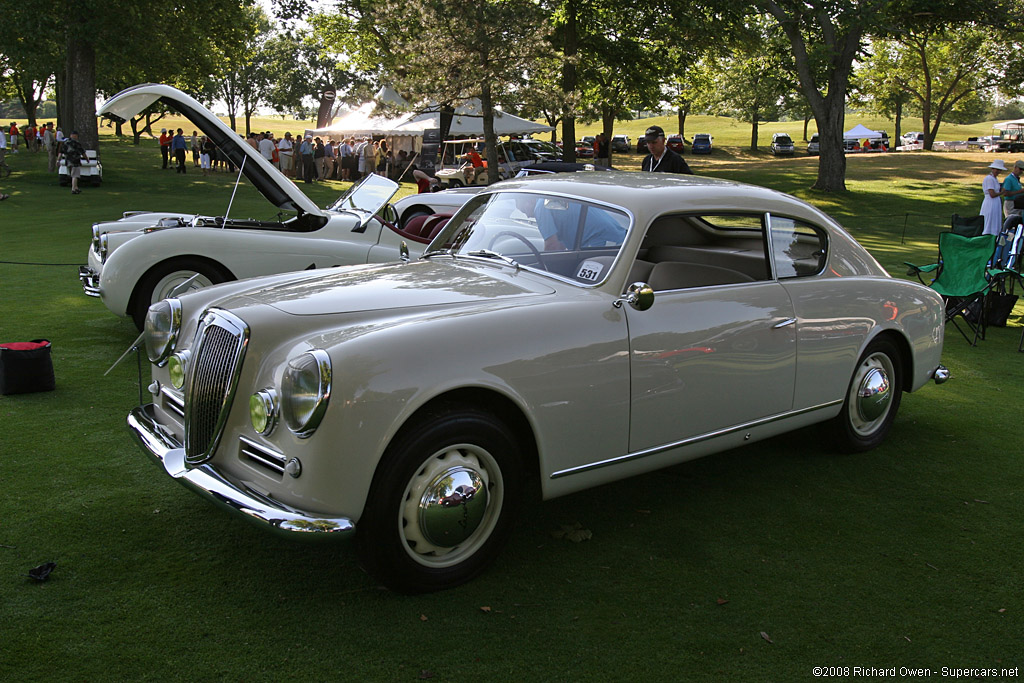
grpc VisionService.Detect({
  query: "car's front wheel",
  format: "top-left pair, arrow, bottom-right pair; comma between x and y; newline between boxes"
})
357,405 -> 522,593
130,259 -> 231,330
829,337 -> 903,453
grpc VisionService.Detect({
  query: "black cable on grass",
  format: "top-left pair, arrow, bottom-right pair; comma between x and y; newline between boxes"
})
0,260 -> 81,266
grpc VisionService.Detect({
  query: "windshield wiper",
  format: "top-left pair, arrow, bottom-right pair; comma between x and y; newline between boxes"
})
466,249 -> 520,270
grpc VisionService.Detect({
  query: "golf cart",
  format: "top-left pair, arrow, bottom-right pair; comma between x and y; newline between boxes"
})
434,138 -> 523,188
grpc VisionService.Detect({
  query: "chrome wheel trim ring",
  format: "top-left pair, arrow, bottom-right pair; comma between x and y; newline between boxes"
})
399,444 -> 503,568
151,270 -> 215,305
849,351 -> 894,436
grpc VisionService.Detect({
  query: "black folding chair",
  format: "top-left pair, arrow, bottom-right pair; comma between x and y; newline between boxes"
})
950,213 -> 985,238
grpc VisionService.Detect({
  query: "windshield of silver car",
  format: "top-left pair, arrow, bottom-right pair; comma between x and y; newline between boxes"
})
327,173 -> 399,218
429,191 -> 631,284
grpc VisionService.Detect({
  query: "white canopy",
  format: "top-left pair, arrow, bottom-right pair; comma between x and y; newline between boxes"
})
844,124 -> 882,140
307,91 -> 552,139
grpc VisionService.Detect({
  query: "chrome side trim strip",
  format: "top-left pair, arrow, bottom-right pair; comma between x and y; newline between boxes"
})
239,436 -> 286,476
550,400 -> 843,479
128,404 -> 354,540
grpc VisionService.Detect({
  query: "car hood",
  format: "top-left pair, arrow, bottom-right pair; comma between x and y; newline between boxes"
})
220,259 -> 556,317
98,83 -> 324,218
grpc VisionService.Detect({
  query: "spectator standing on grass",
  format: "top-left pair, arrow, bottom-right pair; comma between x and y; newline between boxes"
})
43,122 -> 56,172
313,137 -> 326,180
595,133 -> 610,167
300,135 -> 315,183
172,128 -> 188,173
1001,159 -> 1024,218
0,126 -> 8,175
278,132 -> 294,177
24,123 -> 36,152
159,128 -> 171,168
8,123 -> 18,153
200,136 -> 213,175
338,137 -> 352,180
258,131 -> 276,164
63,130 -> 88,195
641,125 -> 692,174
190,131 -> 200,166
980,159 -> 1006,236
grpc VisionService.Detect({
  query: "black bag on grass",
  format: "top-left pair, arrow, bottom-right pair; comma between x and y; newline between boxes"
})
0,339 -> 55,395
985,292 -> 1019,327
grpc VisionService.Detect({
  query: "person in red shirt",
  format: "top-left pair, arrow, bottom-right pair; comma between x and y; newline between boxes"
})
463,148 -> 484,183
159,128 -> 171,169
8,123 -> 19,153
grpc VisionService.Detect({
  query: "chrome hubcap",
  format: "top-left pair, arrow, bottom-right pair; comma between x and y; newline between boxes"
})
400,445 -> 502,567
850,352 -> 893,435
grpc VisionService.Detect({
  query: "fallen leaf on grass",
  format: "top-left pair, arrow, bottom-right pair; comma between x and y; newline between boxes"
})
760,631 -> 773,644
418,670 -> 434,680
479,606 -> 492,613
419,614 -> 428,622
551,523 -> 592,543
717,598 -> 729,606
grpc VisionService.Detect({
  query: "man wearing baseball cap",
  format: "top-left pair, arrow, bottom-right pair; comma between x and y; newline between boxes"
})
641,125 -> 692,174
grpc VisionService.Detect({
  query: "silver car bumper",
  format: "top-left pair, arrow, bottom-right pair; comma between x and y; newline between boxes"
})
128,404 -> 355,540
79,266 -> 100,297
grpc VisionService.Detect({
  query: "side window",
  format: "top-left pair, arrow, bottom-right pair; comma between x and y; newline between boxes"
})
636,213 -> 771,291
769,216 -> 828,278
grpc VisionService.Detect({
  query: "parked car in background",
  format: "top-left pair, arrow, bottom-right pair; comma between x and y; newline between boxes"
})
667,135 -> 685,153
611,134 -> 631,153
807,133 -> 820,156
575,140 -> 595,158
128,172 -> 948,594
843,139 -> 861,153
637,136 -> 649,154
514,138 -> 561,163
901,132 -> 924,146
82,84 -> 478,329
691,133 -> 712,154
770,133 -> 795,156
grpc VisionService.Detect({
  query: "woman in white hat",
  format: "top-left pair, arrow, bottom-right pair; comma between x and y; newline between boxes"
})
981,159 -> 1006,235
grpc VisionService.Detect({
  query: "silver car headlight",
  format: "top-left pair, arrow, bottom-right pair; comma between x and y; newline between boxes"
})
144,299 -> 182,364
281,350 -> 332,438
98,233 -> 109,262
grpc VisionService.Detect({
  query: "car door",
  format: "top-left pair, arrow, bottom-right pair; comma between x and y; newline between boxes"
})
623,213 -> 797,452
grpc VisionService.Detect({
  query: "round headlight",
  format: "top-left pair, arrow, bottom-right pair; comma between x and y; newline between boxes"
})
282,350 -> 331,438
167,350 -> 190,389
144,299 -> 182,364
249,388 -> 279,435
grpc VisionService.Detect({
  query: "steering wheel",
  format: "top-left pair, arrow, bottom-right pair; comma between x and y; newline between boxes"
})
488,231 -> 547,270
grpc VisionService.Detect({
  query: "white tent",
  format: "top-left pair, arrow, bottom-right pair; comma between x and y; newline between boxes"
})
844,124 -> 882,140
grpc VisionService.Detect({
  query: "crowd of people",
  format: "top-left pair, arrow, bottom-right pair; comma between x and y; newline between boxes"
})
176,128 -> 419,184
980,158 -> 1024,235
3,120 -> 83,195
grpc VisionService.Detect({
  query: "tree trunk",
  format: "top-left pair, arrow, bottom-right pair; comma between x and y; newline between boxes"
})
803,116 -> 811,141
677,108 -> 687,138
894,100 -> 903,149
560,0 -> 577,163
750,114 -> 759,151
66,35 -> 98,151
481,82 -> 500,185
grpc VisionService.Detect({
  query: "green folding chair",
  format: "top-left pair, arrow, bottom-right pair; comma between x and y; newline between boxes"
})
928,233 -> 997,346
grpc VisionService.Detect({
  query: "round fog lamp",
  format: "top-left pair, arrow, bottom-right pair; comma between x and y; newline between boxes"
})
167,351 -> 190,389
249,389 -> 279,435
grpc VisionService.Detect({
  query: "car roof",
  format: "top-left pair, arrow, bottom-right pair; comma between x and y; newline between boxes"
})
485,172 -> 831,226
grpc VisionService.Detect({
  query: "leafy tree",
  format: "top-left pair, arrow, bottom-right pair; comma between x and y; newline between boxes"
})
852,40 -> 913,145
883,27 -> 1008,149
708,18 -> 796,151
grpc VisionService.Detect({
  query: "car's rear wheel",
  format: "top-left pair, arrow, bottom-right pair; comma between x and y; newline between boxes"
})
829,337 -> 903,453
130,259 -> 230,330
357,405 -> 522,593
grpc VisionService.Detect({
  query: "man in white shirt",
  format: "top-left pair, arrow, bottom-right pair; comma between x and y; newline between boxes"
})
258,132 -> 276,164
278,132 -> 294,177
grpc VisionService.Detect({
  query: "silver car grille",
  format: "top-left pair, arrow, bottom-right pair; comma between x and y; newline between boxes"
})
184,309 -> 249,466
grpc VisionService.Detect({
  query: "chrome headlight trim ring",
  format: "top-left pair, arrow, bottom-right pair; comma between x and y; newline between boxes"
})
143,298 -> 182,365
282,349 -> 332,439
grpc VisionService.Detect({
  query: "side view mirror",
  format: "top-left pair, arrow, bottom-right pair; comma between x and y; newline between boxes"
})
614,282 -> 654,311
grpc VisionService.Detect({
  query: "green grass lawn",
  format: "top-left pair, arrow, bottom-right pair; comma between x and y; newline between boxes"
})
1,138 -> 1022,680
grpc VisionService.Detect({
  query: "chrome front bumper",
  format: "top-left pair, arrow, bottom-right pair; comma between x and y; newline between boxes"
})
79,266 -> 100,297
128,404 -> 355,540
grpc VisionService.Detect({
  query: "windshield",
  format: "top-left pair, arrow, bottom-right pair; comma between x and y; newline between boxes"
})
776,136 -> 792,145
428,191 -> 631,284
327,174 -> 399,216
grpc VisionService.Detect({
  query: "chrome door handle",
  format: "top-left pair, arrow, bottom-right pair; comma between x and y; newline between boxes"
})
773,318 -> 797,329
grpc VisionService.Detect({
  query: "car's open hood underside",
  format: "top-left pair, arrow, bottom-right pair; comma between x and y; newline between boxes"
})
98,83 -> 325,219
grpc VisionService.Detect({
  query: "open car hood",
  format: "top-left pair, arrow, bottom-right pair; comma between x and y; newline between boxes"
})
98,83 -> 325,218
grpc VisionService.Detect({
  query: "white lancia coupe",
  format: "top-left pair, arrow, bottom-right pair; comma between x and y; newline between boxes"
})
79,83 -> 477,328
128,173 -> 948,593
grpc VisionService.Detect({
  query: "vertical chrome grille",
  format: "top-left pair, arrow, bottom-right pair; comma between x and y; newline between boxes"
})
183,309 -> 249,466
